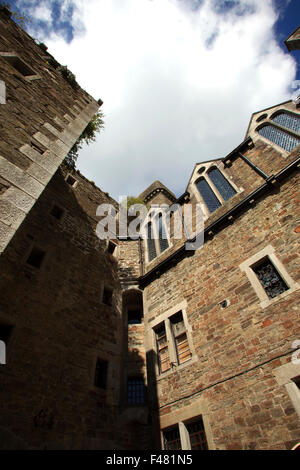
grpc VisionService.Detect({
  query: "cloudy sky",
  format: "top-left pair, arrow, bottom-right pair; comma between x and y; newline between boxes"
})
8,0 -> 300,199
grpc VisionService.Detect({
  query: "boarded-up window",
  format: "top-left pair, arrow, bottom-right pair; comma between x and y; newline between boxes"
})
171,312 -> 191,365
155,325 -> 170,373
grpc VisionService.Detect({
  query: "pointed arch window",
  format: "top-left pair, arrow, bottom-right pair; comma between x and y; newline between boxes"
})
271,112 -> 300,134
207,167 -> 237,202
258,124 -> 300,152
146,222 -> 157,262
196,178 -> 221,213
157,213 -> 169,253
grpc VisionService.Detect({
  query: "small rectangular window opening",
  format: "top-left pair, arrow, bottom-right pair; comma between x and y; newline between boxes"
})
293,376 -> 300,390
26,247 -> 46,269
128,309 -> 142,325
0,324 -> 13,345
107,241 -> 117,255
94,359 -> 108,389
252,256 -> 289,299
50,205 -> 64,220
66,175 -> 77,187
103,287 -> 113,306
2,55 -> 36,77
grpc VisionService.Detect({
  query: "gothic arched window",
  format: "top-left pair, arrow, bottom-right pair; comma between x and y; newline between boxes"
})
257,124 -> 300,153
146,222 -> 157,262
156,213 -> 169,253
207,167 -> 237,202
271,112 -> 300,134
196,177 -> 222,213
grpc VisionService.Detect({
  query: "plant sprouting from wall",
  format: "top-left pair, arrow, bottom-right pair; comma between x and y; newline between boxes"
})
64,111 -> 105,169
0,2 -> 30,28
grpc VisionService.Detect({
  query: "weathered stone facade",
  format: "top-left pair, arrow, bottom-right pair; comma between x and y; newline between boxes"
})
0,12 -> 299,450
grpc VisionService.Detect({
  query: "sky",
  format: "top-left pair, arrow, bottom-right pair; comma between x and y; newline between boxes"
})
6,0 -> 300,200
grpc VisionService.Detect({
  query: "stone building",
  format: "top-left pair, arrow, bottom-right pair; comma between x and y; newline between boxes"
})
0,8 -> 300,450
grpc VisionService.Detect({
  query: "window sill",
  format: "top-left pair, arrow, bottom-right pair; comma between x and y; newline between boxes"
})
156,355 -> 197,381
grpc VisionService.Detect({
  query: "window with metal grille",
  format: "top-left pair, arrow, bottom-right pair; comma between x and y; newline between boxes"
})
94,359 -> 108,389
170,312 -> 191,365
258,125 -> 300,152
163,426 -> 181,450
271,112 -> 300,134
127,376 -> 145,405
155,325 -> 170,373
156,213 -> 169,253
186,418 -> 208,450
252,257 -> 289,299
196,178 -> 221,213
146,222 -> 157,261
207,167 -> 237,202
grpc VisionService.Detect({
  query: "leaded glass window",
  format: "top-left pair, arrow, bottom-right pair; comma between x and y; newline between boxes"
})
146,222 -> 157,261
186,418 -> 208,450
272,112 -> 300,134
127,376 -> 145,405
258,125 -> 300,152
163,427 -> 181,450
156,213 -> 169,253
196,178 -> 221,213
207,167 -> 237,202
252,257 -> 289,299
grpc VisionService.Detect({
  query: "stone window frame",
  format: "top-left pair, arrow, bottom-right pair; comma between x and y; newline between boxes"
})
65,173 -> 79,188
101,284 -> 114,307
190,162 -> 242,220
273,361 -> 300,420
159,400 -> 215,450
239,245 -> 299,309
146,301 -> 197,379
143,207 -> 173,266
0,52 -> 41,81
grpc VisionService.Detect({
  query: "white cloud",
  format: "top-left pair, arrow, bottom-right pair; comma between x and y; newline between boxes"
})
39,0 -> 296,199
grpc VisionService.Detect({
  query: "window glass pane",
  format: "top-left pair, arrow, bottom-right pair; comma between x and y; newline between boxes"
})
272,112 -> 300,133
127,376 -> 145,405
163,427 -> 181,450
147,223 -> 157,261
252,257 -> 289,299
207,167 -> 236,201
155,326 -> 170,373
186,418 -> 208,450
196,178 -> 221,213
258,125 -> 300,152
156,214 -> 169,253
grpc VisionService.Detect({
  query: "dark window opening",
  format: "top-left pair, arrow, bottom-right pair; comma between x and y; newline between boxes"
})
107,241 -> 117,255
147,222 -> 157,261
66,175 -> 77,187
103,287 -> 113,306
127,376 -> 145,405
156,213 -> 169,253
26,247 -> 46,269
163,426 -> 181,450
0,324 -> 13,345
50,205 -> 64,220
94,359 -> 108,389
30,141 -> 45,154
2,55 -> 36,77
293,377 -> 300,390
128,309 -> 142,325
252,257 -> 289,299
186,418 -> 208,450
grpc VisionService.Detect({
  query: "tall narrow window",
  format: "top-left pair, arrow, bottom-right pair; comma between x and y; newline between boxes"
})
127,376 -> 145,405
94,359 -> 108,389
207,167 -> 236,202
196,178 -> 221,213
146,222 -> 157,262
271,112 -> 300,134
170,312 -> 191,365
155,325 -> 170,373
156,213 -> 169,253
252,257 -> 289,299
258,125 -> 300,152
163,426 -> 181,450
186,418 -> 208,450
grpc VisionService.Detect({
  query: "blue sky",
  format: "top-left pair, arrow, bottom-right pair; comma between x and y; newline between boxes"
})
5,0 -> 300,199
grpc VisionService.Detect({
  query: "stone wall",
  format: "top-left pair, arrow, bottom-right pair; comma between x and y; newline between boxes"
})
0,10 -> 99,253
